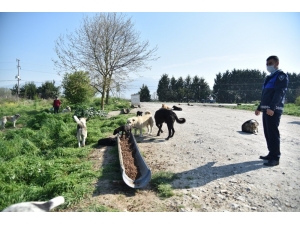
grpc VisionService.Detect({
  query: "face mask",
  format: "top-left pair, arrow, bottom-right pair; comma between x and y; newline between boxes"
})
267,65 -> 276,73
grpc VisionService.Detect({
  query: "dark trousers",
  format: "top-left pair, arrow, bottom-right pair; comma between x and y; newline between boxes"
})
262,111 -> 281,160
54,107 -> 59,114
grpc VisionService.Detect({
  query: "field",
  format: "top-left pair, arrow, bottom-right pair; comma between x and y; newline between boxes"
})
1,99 -> 300,212
0,97 -> 132,211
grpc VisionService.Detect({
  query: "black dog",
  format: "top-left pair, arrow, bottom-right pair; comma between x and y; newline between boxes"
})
136,111 -> 143,116
172,105 -> 182,111
113,125 -> 132,138
154,108 -> 186,140
98,137 -> 117,146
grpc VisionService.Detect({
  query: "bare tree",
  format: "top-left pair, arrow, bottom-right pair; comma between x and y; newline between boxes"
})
53,13 -> 158,110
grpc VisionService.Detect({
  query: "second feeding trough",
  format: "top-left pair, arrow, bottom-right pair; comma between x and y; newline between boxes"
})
117,132 -> 151,188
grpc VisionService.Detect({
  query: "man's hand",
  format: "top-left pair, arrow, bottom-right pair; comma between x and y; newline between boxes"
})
255,110 -> 261,116
266,109 -> 274,116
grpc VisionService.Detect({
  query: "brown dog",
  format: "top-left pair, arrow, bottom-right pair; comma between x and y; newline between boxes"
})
161,104 -> 172,110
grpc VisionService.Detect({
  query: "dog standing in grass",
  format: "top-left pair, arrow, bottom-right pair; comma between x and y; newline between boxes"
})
73,115 -> 88,147
1,114 -> 21,129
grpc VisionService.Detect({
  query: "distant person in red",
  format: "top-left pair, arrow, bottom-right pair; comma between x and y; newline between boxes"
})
53,96 -> 61,114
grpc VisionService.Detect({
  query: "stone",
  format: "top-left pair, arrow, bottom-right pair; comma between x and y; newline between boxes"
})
191,194 -> 199,200
251,207 -> 257,210
217,194 -> 225,200
231,203 -> 240,209
237,196 -> 245,202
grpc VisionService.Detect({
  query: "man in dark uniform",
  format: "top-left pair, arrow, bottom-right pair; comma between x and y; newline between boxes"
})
255,55 -> 289,166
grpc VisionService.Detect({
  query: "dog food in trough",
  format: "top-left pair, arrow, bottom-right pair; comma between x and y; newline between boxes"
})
117,133 -> 151,188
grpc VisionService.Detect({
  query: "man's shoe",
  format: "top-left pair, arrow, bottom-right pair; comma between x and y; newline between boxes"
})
259,155 -> 271,160
263,160 -> 279,167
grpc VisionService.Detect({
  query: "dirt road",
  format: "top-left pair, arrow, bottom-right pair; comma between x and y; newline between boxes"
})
74,102 -> 300,212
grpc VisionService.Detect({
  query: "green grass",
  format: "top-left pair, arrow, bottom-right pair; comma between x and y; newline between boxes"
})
0,97 -> 131,211
225,103 -> 300,116
151,171 -> 178,198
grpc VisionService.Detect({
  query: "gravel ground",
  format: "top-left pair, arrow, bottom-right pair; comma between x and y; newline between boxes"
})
69,102 -> 300,212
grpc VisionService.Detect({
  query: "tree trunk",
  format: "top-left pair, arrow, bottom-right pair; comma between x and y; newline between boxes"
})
101,92 -> 105,110
105,88 -> 110,104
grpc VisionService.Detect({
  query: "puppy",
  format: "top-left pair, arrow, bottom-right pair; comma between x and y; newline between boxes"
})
62,106 -> 71,113
172,105 -> 182,111
2,196 -> 65,212
241,119 -> 259,135
113,124 -> 132,138
127,111 -> 154,137
73,115 -> 88,147
136,111 -> 143,116
1,114 -> 21,129
161,104 -> 172,110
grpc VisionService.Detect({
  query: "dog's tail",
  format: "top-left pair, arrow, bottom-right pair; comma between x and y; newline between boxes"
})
144,111 -> 151,115
73,115 -> 86,128
174,114 -> 186,124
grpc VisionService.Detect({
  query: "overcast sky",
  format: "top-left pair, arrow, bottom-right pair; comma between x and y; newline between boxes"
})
1,1 -> 299,99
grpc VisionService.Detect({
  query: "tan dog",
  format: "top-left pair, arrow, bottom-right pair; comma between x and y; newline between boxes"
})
62,106 -> 71,113
1,114 -> 21,129
73,115 -> 88,147
162,104 -> 172,110
127,111 -> 154,137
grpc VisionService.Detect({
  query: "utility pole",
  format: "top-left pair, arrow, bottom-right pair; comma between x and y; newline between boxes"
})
15,59 -> 21,101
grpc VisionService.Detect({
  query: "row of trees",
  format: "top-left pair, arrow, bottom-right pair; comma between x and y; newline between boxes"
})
213,69 -> 300,103
156,74 -> 211,102
10,80 -> 60,99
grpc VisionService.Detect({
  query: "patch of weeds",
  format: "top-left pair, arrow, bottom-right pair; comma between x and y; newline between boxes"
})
86,204 -> 119,212
157,184 -> 174,198
151,171 -> 178,198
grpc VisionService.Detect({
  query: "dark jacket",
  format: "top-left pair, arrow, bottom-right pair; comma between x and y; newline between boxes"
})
257,69 -> 288,113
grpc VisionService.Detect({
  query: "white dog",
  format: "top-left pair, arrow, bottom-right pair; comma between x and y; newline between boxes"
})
2,196 -> 65,212
62,106 -> 71,113
126,111 -> 154,137
1,114 -> 21,129
73,115 -> 88,147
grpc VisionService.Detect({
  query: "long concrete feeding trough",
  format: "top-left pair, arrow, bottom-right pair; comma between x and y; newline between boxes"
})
117,133 -> 151,188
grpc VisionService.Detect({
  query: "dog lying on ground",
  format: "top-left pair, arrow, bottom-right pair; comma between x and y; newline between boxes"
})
122,108 -> 130,114
62,106 -> 71,113
127,111 -> 154,137
154,108 -> 186,140
241,119 -> 259,135
162,104 -> 172,110
172,105 -> 182,111
1,114 -> 21,129
136,111 -> 143,116
113,124 -> 132,138
98,137 -> 117,146
73,115 -> 88,147
2,196 -> 65,212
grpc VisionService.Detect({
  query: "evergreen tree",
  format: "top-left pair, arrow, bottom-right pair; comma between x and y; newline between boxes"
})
38,80 -> 60,99
139,84 -> 151,101
157,74 -> 171,101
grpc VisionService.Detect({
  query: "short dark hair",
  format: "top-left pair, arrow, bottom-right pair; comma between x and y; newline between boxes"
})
266,55 -> 279,62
